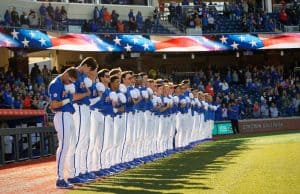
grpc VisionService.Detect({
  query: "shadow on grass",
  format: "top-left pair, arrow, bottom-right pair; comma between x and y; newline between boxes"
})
75,138 -> 252,194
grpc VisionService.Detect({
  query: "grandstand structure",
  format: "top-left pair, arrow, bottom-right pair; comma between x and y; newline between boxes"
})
0,0 -> 299,166
1,0 -> 299,34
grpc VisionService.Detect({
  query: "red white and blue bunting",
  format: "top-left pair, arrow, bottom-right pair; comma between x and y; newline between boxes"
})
1,28 -> 300,52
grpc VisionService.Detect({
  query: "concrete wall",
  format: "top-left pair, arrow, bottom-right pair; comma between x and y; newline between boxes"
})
0,0 -> 154,21
239,117 -> 300,134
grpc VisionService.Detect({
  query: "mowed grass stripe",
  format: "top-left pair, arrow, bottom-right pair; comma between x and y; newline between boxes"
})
70,131 -> 300,194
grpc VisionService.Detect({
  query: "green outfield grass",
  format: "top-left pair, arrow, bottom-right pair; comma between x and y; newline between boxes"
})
71,131 -> 300,194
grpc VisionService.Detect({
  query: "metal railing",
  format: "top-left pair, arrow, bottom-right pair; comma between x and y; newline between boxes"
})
0,127 -> 56,165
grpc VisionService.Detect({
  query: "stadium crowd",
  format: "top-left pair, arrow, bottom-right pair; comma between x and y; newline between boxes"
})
167,0 -> 280,33
1,3 -> 68,31
187,63 -> 300,120
0,64 -> 56,110
1,61 -> 299,120
82,6 -> 154,33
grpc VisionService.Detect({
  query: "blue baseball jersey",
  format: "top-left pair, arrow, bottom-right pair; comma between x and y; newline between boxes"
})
101,90 -> 116,117
124,85 -> 135,113
48,76 -> 75,113
90,84 -> 110,111
73,71 -> 90,105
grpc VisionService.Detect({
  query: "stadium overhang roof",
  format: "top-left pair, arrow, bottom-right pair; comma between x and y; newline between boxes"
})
1,28 -> 300,52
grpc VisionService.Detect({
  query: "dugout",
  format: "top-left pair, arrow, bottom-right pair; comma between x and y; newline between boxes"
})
0,109 -> 55,165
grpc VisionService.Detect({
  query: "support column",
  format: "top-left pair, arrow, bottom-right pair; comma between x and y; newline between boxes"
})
265,0 -> 272,13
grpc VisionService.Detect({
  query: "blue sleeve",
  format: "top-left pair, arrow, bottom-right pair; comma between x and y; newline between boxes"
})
49,83 -> 62,101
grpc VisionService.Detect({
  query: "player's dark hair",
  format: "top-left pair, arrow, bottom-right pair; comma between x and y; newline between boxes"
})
163,79 -> 169,83
79,57 -> 98,71
109,68 -> 122,76
65,67 -> 78,80
121,71 -> 131,83
98,68 -> 109,79
110,75 -> 119,83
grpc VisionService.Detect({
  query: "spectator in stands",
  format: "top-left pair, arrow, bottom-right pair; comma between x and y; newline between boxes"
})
30,64 -> 41,84
116,20 -> 124,32
293,93 -> 300,114
232,70 -> 239,85
221,79 -> 229,94
136,11 -> 144,32
82,20 -> 90,32
37,95 -> 46,110
187,15 -> 195,28
22,93 -> 32,109
42,65 -> 51,85
270,102 -> 279,117
128,9 -> 134,20
153,7 -> 160,29
223,2 -> 230,19
253,101 -> 261,118
221,103 -> 228,120
207,14 -> 215,31
261,99 -> 269,118
235,5 -> 242,21
11,7 -> 20,27
14,95 -> 22,109
128,10 -> 137,32
228,100 -> 239,134
267,18 -> 275,32
2,84 -> 14,108
31,95 -> 39,109
51,66 -> 58,74
194,14 -> 202,30
4,9 -> 12,26
93,6 -> 100,22
168,2 -> 176,22
111,10 -> 119,28
279,8 -> 288,25
202,14 -> 208,31
103,8 -> 111,28
47,3 -> 55,20
39,3 -> 47,27
90,19 -> 98,32
20,12 -> 30,28
290,1 -> 299,25
144,16 -> 153,33
45,13 -> 53,30
205,81 -> 214,96
28,10 -> 39,28
54,6 -> 62,30
60,6 -> 68,30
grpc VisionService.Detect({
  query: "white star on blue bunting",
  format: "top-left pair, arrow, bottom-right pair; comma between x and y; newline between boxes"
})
217,34 -> 264,50
11,29 -> 52,49
99,34 -> 155,52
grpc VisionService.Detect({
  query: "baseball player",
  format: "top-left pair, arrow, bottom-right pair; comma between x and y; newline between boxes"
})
49,67 -> 78,189
68,57 -> 98,184
87,69 -> 110,177
120,71 -> 138,165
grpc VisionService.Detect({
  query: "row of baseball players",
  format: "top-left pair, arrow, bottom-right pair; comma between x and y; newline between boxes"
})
49,57 -> 218,189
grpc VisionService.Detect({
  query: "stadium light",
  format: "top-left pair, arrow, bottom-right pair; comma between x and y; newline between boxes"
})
163,53 -> 167,60
191,53 -> 195,59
